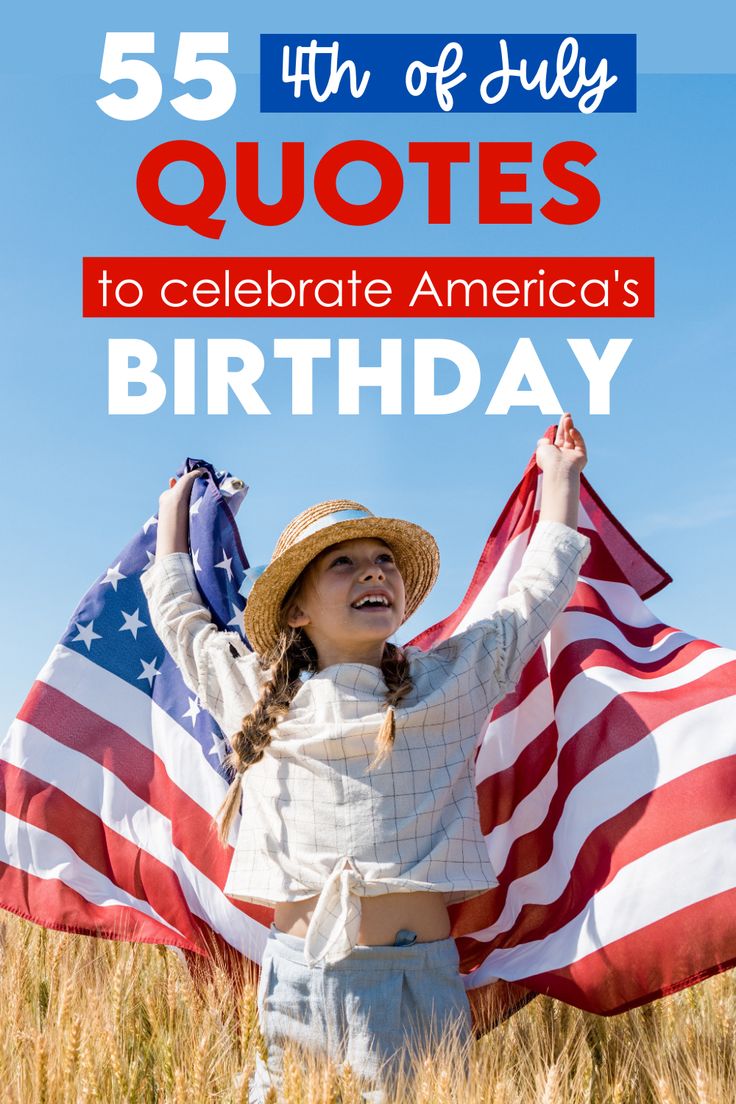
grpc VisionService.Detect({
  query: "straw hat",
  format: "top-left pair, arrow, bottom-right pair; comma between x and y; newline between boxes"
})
243,499 -> 440,656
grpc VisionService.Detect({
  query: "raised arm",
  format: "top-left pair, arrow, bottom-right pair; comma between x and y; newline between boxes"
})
487,412 -> 589,694
140,468 -> 263,736
157,467 -> 206,555
422,414 -> 590,707
536,411 -> 585,529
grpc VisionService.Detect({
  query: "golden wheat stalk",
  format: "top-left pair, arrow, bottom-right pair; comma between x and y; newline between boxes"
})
1,914 -> 735,1103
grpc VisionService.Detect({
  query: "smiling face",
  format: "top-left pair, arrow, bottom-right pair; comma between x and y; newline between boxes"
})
283,537 -> 406,669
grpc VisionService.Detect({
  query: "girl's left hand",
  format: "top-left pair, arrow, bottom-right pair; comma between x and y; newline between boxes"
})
536,413 -> 588,476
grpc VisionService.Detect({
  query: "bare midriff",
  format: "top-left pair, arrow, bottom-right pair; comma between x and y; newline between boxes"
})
273,890 -> 452,945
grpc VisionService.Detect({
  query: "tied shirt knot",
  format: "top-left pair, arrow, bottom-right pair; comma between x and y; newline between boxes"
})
303,856 -> 363,966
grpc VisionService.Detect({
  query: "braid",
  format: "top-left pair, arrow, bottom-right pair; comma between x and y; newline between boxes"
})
214,626 -> 317,844
366,642 -> 413,773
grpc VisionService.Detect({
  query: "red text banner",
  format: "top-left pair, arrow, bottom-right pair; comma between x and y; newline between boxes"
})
82,256 -> 654,318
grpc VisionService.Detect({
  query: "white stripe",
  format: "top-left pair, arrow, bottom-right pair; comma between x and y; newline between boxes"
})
476,691 -> 736,942
1,718 -> 266,960
572,575 -> 665,628
578,499 -> 593,530
26,645 -> 228,820
474,818 -> 736,983
0,812 -> 181,936
552,611 -> 693,663
454,530 -> 530,633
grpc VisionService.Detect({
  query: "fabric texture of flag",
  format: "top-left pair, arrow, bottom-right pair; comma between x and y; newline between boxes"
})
1,434 -> 734,1029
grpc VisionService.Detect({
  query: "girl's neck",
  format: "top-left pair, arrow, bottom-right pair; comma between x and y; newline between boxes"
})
315,640 -> 387,671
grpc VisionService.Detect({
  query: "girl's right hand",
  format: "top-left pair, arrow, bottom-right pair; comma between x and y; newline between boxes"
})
536,413 -> 587,477
157,467 -> 208,519
155,468 -> 208,557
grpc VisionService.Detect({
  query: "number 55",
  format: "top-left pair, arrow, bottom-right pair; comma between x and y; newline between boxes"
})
96,32 -> 236,121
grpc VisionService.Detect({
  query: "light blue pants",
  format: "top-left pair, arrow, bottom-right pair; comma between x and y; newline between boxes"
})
248,922 -> 473,1103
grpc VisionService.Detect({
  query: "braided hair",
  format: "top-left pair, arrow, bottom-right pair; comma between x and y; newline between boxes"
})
214,571 -> 414,844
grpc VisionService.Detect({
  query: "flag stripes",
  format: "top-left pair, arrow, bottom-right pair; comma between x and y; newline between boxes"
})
416,446 -> 736,1015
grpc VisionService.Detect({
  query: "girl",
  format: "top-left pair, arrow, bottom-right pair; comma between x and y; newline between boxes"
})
141,413 -> 591,1102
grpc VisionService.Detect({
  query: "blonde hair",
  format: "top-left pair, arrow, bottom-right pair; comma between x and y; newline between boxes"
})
214,571 -> 414,845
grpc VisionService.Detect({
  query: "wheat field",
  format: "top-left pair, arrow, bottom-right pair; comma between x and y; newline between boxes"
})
1,912 -> 734,1103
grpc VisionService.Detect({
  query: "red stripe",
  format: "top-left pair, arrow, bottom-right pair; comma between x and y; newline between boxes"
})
577,473 -> 672,600
479,715 -> 559,828
0,859 -> 194,951
566,576 -> 671,634
16,681 -> 237,892
516,886 -> 736,1015
570,524 -> 657,593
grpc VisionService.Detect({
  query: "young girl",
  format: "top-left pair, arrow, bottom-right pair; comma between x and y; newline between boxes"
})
141,413 -> 591,1102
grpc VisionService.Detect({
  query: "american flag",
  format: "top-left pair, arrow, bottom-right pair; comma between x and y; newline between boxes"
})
1,438 -> 734,1028
414,428 -> 736,1021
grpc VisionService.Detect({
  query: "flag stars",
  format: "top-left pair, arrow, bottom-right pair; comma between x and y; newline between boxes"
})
209,735 -> 228,760
216,550 -> 233,581
138,657 -> 160,687
190,495 -> 203,517
120,608 -> 147,639
192,548 -> 202,573
72,620 -> 102,651
100,562 -> 126,591
141,550 -> 156,573
142,514 -> 158,534
227,602 -> 245,634
182,696 -> 202,727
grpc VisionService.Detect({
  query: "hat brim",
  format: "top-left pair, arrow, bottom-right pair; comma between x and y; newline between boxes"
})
244,516 -> 440,657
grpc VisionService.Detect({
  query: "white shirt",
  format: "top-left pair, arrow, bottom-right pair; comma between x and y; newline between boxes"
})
141,519 -> 591,967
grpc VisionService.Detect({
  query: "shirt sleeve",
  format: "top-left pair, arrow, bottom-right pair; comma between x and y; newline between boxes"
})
139,551 -> 265,736
426,520 -> 591,710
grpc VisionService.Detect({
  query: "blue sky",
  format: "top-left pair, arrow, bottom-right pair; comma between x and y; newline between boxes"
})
2,3 -> 735,728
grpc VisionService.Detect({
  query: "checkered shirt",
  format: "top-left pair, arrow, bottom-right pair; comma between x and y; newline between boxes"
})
141,519 -> 591,966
